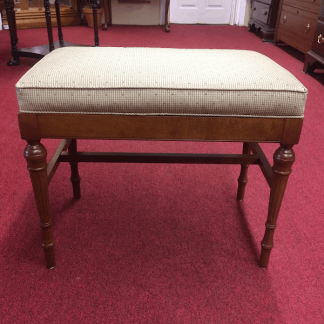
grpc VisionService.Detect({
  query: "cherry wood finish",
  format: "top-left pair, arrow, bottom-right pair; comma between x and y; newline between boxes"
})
18,111 -> 303,270
248,0 -> 280,42
18,114 -> 303,144
260,145 -> 295,268
274,0 -> 321,53
24,141 -> 55,269
101,0 -> 170,32
237,142 -> 251,201
4,0 -> 99,66
303,0 -> 324,73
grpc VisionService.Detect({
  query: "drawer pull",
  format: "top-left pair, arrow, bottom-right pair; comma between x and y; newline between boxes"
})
263,10 -> 268,15
305,24 -> 310,32
318,34 -> 324,44
283,15 -> 287,23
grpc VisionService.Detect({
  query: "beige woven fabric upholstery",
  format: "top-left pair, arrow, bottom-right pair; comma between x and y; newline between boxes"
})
16,47 -> 307,118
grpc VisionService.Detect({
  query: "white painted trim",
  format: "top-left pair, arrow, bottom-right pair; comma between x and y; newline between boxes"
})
235,0 -> 248,26
230,0 -> 236,26
0,13 -> 2,30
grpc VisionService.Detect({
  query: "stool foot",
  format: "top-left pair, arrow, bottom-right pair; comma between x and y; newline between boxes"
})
24,141 -> 56,269
259,145 -> 295,268
68,139 -> 81,199
237,142 -> 250,201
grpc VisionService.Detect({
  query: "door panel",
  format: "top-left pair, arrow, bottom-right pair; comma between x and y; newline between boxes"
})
170,0 -> 232,24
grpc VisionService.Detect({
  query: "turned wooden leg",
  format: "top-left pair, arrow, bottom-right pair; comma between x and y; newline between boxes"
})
5,0 -> 20,66
107,0 -> 112,26
92,0 -> 99,46
68,139 -> 81,199
237,142 -> 250,201
102,0 -> 108,30
25,141 -> 55,269
44,0 -> 54,51
259,145 -> 295,268
165,0 -> 170,32
54,0 -> 64,42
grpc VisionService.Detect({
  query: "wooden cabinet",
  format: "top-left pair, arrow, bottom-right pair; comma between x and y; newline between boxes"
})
274,0 -> 321,53
303,0 -> 324,73
248,0 -> 280,42
1,0 -> 80,30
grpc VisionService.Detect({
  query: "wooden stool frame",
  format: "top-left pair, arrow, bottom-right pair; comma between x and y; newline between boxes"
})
18,113 -> 303,269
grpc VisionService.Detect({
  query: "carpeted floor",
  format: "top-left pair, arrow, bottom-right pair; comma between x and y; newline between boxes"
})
0,24 -> 323,323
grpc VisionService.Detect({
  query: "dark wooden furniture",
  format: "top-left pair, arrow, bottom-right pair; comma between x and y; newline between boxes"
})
274,0 -> 322,53
303,0 -> 324,73
3,0 -> 99,66
1,0 -> 81,30
101,0 -> 170,32
248,0 -> 280,42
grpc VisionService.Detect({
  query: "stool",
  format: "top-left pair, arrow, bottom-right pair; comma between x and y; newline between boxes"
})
16,47 -> 307,269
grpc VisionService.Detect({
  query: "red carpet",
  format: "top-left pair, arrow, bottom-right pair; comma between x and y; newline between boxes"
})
0,25 -> 323,323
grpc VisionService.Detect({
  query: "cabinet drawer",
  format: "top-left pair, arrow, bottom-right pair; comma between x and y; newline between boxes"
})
252,1 -> 271,24
277,4 -> 318,52
283,0 -> 321,14
312,20 -> 324,56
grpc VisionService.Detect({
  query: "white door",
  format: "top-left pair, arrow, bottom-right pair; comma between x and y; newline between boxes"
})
170,0 -> 234,25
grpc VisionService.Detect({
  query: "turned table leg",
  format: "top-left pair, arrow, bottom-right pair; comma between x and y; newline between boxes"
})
44,0 -> 54,52
91,0 -> 99,47
102,0 -> 112,30
68,139 -> 81,199
54,0 -> 64,42
259,145 -> 295,268
5,0 -> 20,66
24,141 -> 55,269
165,0 -> 170,32
237,142 -> 250,201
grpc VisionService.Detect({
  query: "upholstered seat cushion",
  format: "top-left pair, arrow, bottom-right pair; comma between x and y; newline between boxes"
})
16,47 -> 307,118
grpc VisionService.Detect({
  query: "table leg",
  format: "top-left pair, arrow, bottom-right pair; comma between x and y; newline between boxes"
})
55,0 -> 64,42
44,0 -> 54,51
102,0 -> 108,30
91,0 -> 99,46
165,0 -> 170,32
5,0 -> 20,66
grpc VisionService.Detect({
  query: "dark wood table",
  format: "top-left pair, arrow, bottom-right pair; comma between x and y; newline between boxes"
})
101,0 -> 170,32
3,0 -> 169,66
3,0 -> 100,66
